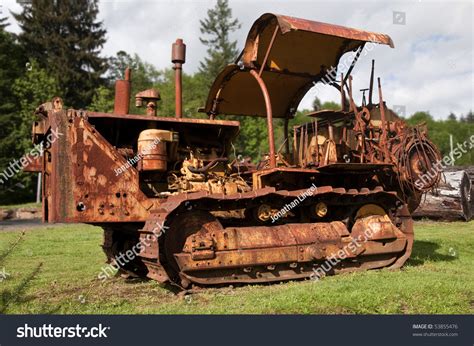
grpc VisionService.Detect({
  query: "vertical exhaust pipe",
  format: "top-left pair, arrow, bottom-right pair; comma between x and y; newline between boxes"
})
172,39 -> 186,118
114,67 -> 131,114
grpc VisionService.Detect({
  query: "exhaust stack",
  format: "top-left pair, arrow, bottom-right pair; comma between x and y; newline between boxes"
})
114,67 -> 131,114
172,39 -> 186,118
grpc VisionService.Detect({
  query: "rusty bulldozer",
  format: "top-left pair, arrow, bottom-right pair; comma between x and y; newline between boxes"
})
27,14 -> 440,288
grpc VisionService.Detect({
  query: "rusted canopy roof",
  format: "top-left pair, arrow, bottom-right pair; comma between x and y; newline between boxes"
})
203,13 -> 394,118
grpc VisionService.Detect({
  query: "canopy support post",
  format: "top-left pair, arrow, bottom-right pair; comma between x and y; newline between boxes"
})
342,44 -> 365,86
249,69 -> 276,168
259,25 -> 279,77
284,115 -> 290,154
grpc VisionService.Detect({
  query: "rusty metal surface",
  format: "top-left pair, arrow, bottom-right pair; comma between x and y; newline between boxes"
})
39,110 -> 153,223
241,13 -> 394,71
113,67 -> 131,114
25,14 -> 440,289
87,110 -> 240,127
202,13 -> 393,119
172,38 -> 186,118
21,154 -> 42,172
137,186 -> 411,287
255,13 -> 393,46
249,69 -> 276,168
135,89 -> 160,117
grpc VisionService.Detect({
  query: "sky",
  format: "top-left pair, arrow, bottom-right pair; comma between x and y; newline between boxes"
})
2,0 -> 473,119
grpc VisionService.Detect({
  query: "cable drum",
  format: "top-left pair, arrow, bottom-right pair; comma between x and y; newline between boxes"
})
396,129 -> 441,193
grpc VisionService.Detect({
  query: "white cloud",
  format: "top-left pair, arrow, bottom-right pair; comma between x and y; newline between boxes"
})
2,0 -> 472,119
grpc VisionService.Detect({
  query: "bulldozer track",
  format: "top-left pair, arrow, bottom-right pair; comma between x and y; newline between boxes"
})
127,185 -> 413,287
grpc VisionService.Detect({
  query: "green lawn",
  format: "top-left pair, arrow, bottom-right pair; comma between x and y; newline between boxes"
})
0,221 -> 472,314
0,202 -> 41,210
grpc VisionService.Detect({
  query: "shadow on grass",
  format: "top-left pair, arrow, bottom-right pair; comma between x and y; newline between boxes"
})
0,263 -> 47,314
1,264 -> 61,314
0,233 -> 61,314
408,240 -> 456,266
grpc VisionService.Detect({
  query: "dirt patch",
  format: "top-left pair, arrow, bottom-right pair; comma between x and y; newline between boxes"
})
0,207 -> 41,221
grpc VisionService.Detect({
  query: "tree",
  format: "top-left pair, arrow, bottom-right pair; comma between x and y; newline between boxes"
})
12,60 -> 60,152
13,0 -> 108,108
321,101 -> 340,111
90,51 -> 208,118
108,51 -> 161,90
199,1 -> 277,159
0,18 -> 29,204
89,86 -> 114,113
312,97 -> 322,111
465,110 -> 474,123
0,19 -> 25,110
448,112 -> 457,121
406,111 -> 434,126
154,69 -> 208,118
0,16 -> 8,30
107,51 -> 161,114
90,51 -> 162,115
198,0 -> 241,84
0,17 -> 26,116
0,60 -> 60,204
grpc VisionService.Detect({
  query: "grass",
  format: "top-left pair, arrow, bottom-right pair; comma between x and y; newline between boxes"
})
0,202 -> 41,210
0,221 -> 472,314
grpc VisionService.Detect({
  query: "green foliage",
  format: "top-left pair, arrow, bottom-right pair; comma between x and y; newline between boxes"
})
405,111 -> 434,126
198,0 -> 241,85
0,19 -> 26,116
230,117 -> 269,160
405,111 -> 474,165
13,0 -> 108,108
12,60 -> 60,153
0,21 -> 29,204
154,69 -> 208,118
108,51 -> 160,85
462,110 -> 474,123
0,19 -> 26,155
91,51 -> 208,118
0,60 -> 60,204
321,101 -> 340,111
101,51 -> 162,114
288,102 -> 340,128
89,86 -> 114,113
